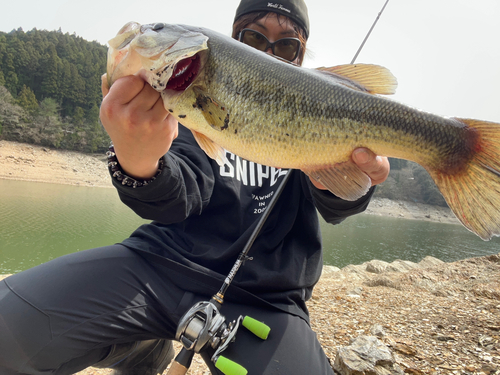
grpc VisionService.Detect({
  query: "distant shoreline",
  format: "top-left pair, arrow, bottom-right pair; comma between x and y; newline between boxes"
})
365,197 -> 459,225
0,140 -> 458,224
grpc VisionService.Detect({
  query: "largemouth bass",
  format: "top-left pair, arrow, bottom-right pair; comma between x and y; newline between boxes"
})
106,21 -> 500,241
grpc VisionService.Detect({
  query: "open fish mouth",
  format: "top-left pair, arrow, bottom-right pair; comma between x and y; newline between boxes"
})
165,54 -> 201,91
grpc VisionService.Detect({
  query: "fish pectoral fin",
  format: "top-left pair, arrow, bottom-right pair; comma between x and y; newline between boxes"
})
305,161 -> 372,201
191,130 -> 228,166
316,64 -> 397,95
193,87 -> 230,132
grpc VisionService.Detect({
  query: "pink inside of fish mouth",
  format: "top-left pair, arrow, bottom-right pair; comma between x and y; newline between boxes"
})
165,54 -> 200,91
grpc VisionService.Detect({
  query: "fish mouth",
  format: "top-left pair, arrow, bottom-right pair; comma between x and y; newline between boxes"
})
165,54 -> 201,91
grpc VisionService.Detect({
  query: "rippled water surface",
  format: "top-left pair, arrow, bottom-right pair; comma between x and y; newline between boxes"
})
320,214 -> 500,268
1,179 -> 499,273
0,179 -> 148,273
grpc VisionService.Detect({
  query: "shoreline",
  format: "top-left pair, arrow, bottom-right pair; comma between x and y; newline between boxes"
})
0,140 -> 459,225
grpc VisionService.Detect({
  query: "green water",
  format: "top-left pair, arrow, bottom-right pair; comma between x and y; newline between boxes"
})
1,179 -> 498,274
0,179 -> 149,273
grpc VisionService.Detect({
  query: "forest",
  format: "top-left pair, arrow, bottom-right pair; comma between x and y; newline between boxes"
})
0,27 -> 447,206
0,27 -> 109,152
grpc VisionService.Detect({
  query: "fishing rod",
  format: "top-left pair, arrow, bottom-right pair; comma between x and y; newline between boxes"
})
167,171 -> 292,375
351,0 -> 390,64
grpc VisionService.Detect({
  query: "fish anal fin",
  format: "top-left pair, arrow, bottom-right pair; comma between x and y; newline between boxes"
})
191,130 -> 228,166
193,87 -> 230,132
316,64 -> 397,95
305,161 -> 372,201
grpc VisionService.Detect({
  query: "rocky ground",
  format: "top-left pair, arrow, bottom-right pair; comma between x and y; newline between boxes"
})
2,141 -> 498,374
2,254 -> 499,375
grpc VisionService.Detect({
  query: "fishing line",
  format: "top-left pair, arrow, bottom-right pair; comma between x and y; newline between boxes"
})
350,0 -> 391,64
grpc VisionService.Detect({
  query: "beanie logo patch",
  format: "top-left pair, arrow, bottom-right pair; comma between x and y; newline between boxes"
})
267,2 -> 291,14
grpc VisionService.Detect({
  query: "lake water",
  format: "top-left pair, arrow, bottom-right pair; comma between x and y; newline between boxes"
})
1,179 -> 499,274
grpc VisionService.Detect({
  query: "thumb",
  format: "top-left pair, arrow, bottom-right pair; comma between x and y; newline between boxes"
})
101,74 -> 110,97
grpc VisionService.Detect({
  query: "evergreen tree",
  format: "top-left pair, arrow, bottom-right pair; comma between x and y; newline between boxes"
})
40,45 -> 61,100
17,85 -> 38,112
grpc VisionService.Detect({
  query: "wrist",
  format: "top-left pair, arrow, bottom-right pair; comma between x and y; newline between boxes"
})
111,144 -> 162,179
107,145 -> 165,188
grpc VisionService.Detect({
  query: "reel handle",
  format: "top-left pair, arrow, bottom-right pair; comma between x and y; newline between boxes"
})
242,316 -> 270,340
215,355 -> 248,375
212,316 -> 270,375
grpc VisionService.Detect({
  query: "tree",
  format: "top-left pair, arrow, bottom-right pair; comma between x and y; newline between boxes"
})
0,86 -> 28,140
39,45 -> 61,99
31,98 -> 63,147
73,106 -> 85,125
17,85 -> 38,112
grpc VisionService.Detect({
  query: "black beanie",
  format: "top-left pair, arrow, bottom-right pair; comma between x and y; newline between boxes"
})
234,0 -> 310,39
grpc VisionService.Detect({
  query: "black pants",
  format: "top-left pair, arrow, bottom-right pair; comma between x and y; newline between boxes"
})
0,245 -> 334,374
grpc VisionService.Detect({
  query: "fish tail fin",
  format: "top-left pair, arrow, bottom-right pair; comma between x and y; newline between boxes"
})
430,118 -> 500,240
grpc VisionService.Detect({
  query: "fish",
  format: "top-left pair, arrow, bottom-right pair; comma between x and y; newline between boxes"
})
105,21 -> 500,241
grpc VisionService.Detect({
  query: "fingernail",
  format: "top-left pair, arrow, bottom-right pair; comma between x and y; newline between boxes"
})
353,149 -> 371,164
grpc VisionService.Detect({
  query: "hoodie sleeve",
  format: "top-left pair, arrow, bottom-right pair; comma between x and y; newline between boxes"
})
110,126 -> 215,224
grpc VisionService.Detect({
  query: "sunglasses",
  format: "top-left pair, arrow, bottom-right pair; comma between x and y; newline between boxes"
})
238,29 -> 301,62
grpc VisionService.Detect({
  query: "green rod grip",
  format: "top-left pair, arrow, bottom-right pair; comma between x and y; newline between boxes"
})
215,355 -> 247,375
242,316 -> 270,340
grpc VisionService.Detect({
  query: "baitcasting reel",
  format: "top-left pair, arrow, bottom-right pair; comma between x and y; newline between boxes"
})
167,299 -> 270,375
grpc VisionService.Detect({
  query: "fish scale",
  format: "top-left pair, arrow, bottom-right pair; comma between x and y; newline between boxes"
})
106,22 -> 500,241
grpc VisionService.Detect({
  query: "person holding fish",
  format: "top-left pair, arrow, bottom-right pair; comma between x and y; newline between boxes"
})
0,1 -> 392,374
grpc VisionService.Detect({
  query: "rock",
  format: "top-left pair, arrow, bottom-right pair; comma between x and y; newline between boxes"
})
387,260 -> 418,272
322,265 -> 343,279
363,276 -> 400,290
417,256 -> 444,268
347,287 -> 364,298
333,336 -> 402,375
341,264 -> 371,280
370,324 -> 386,338
366,260 -> 390,274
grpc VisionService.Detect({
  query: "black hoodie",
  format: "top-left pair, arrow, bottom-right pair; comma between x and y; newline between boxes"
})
114,125 -> 374,321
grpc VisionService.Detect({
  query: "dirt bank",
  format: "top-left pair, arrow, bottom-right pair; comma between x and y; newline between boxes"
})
0,140 -> 111,188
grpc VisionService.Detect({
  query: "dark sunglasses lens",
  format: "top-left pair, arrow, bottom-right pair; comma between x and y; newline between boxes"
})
275,39 -> 300,61
241,30 -> 269,51
241,30 -> 300,62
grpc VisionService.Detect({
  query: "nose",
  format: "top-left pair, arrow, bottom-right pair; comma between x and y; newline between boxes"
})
153,23 -> 165,31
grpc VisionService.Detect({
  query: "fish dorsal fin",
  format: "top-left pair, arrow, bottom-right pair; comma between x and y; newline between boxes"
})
305,160 -> 372,201
316,64 -> 397,95
193,87 -> 230,132
191,130 -> 228,166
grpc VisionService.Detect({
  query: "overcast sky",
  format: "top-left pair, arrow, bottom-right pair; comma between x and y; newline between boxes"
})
1,0 -> 499,123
